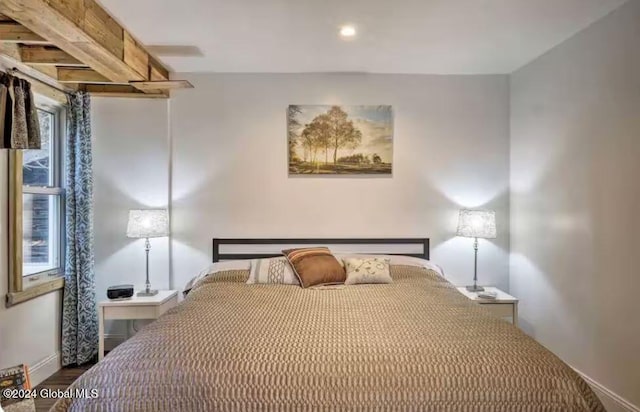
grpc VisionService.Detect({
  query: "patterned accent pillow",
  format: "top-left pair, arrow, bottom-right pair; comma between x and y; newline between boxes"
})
247,257 -> 299,285
282,247 -> 346,288
343,257 -> 393,285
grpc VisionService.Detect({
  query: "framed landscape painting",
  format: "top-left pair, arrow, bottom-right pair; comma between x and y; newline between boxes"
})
288,105 -> 393,175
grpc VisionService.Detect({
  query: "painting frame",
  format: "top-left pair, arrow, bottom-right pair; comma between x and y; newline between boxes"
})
288,105 -> 393,175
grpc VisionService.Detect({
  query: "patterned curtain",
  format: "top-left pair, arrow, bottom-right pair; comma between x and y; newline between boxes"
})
61,92 -> 98,366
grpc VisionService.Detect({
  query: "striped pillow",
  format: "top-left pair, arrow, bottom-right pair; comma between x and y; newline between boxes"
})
282,247 -> 346,288
247,257 -> 299,285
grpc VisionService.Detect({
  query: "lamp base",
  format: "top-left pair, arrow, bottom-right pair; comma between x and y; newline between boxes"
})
137,289 -> 158,297
466,285 -> 485,292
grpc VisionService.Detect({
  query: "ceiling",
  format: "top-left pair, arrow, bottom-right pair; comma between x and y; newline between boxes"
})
100,0 -> 626,74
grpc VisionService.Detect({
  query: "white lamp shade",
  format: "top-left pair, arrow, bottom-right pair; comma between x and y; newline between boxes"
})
456,209 -> 496,239
126,209 -> 169,238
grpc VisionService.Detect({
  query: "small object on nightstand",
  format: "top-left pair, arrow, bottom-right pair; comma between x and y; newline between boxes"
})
107,284 -> 134,300
457,286 -> 518,326
98,290 -> 178,360
477,290 -> 497,300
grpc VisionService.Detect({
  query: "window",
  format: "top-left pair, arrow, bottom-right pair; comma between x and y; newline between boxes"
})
7,105 -> 65,306
22,109 -> 63,278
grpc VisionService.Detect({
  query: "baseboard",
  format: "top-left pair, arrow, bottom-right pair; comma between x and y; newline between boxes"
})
29,352 -> 61,387
30,335 -> 129,385
574,368 -> 639,412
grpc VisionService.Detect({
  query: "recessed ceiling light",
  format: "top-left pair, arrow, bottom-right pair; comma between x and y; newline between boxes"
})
340,25 -> 356,38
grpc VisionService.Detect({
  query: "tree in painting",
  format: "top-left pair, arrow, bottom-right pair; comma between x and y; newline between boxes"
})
288,105 -> 392,175
287,105 -> 302,163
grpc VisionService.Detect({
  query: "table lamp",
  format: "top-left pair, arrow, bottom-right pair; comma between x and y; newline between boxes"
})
126,209 -> 169,296
456,209 -> 496,292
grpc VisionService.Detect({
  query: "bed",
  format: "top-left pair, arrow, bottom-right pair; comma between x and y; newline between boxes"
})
52,238 -> 604,411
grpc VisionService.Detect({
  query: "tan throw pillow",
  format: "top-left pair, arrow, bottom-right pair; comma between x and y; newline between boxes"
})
247,257 -> 299,285
343,257 -> 392,285
282,247 -> 346,288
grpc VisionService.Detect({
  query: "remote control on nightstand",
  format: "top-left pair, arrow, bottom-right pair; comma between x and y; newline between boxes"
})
477,290 -> 498,299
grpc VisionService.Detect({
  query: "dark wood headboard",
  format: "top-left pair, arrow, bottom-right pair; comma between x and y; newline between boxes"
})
212,238 -> 430,262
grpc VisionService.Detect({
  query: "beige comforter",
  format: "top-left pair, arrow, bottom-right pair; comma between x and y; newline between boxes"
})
52,266 -> 604,411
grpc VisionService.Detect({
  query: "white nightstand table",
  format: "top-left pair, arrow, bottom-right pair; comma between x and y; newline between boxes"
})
98,290 -> 178,360
456,286 -> 519,326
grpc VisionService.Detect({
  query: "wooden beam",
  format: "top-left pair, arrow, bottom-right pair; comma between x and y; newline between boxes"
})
0,43 -> 72,103
130,80 -> 193,90
57,67 -> 110,83
19,45 -> 83,65
0,0 -> 183,98
84,0 -> 123,58
0,0 -> 144,83
1,43 -> 64,80
82,84 -> 167,98
123,31 -> 148,79
27,64 -> 57,79
0,21 -> 47,43
149,55 -> 169,81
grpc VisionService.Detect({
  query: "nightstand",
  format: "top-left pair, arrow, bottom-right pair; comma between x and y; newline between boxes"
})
98,290 -> 178,360
457,286 -> 519,326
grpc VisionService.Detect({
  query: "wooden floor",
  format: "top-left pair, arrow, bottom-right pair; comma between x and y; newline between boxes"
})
33,363 -> 94,412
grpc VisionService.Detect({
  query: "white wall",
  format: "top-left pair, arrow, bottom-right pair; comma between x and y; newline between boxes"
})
510,0 -> 640,408
92,98 -> 170,340
169,73 -> 510,291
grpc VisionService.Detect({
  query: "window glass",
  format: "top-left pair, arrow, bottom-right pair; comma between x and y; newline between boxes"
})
21,108 -> 62,279
22,109 -> 54,186
22,193 -> 60,276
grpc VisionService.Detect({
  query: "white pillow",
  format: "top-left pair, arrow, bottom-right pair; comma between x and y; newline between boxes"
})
334,254 -> 445,277
344,257 -> 392,285
184,260 -> 251,292
247,257 -> 299,285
